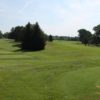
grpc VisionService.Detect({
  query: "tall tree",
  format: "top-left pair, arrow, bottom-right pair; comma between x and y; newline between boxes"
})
93,24 -> 100,36
8,26 -> 24,41
92,24 -> 100,44
0,30 -> 3,38
48,35 -> 53,42
21,22 -> 46,51
78,29 -> 92,45
21,22 -> 33,50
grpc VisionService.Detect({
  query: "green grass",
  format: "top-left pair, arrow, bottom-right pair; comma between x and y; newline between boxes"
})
0,39 -> 100,100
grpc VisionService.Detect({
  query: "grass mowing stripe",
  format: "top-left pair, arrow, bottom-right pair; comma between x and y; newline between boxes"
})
0,39 -> 100,100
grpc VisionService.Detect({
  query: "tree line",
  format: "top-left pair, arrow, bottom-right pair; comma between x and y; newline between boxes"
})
0,23 -> 100,51
0,22 -> 53,51
78,24 -> 100,45
53,36 -> 78,41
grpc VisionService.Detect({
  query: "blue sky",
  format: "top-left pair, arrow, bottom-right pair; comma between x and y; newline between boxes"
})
0,0 -> 100,36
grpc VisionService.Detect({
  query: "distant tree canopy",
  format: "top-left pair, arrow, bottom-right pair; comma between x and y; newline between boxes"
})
8,26 -> 24,42
0,30 -> 3,38
92,24 -> 100,45
78,24 -> 100,46
93,24 -> 100,36
53,36 -> 79,41
48,35 -> 53,42
3,22 -> 100,48
78,29 -> 92,45
7,22 -> 47,51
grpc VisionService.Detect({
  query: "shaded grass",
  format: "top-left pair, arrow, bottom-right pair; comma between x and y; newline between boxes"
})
0,39 -> 100,100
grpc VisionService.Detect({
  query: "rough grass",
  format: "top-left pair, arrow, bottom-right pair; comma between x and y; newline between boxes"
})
0,39 -> 100,100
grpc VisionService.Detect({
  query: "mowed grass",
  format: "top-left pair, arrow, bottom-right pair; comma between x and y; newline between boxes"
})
0,39 -> 100,100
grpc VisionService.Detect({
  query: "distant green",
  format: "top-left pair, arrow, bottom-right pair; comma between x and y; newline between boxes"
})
0,39 -> 100,100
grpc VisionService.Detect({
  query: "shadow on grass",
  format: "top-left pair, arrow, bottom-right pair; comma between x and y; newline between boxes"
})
12,43 -> 44,52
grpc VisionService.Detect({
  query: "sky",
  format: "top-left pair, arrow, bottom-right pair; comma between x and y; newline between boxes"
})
0,0 -> 100,36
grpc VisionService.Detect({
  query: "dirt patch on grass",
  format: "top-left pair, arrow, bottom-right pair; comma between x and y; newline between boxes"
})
95,92 -> 100,95
96,85 -> 100,88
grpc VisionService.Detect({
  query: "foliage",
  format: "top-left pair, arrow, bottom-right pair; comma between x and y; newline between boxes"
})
78,24 -> 100,46
93,24 -> 100,36
92,24 -> 100,45
21,22 -> 46,51
7,26 -> 24,41
78,29 -> 92,45
48,35 -> 53,42
53,36 -> 79,41
6,22 -> 47,51
0,30 -> 3,38
3,22 -> 100,47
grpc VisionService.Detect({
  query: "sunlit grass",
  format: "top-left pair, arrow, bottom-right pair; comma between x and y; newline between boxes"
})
0,39 -> 100,100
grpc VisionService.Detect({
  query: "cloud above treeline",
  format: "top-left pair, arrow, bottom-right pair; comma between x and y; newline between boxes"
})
0,0 -> 100,36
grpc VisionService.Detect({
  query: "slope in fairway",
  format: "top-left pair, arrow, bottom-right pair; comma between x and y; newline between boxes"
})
0,39 -> 100,100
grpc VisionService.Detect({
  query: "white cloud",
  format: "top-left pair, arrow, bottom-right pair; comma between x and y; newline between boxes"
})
18,0 -> 34,14
48,0 -> 100,36
0,8 -> 5,13
0,0 -> 100,36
